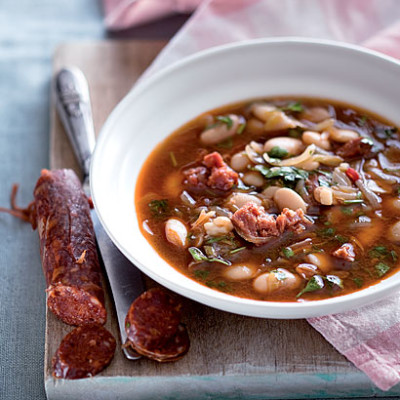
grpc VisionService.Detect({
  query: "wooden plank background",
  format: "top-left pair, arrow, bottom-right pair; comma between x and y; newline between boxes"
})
45,40 -> 399,399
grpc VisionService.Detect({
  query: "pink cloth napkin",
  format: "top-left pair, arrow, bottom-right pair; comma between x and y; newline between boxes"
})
110,0 -> 400,391
103,0 -> 202,30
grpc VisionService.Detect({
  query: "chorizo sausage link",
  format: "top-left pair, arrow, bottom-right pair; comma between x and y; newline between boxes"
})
34,169 -> 106,326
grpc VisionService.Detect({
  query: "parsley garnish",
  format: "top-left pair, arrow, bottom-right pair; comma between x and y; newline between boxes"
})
217,137 -> 233,149
282,247 -> 294,258
335,235 -> 348,244
148,199 -> 169,217
317,227 -> 336,237
194,270 -> 210,280
280,101 -> 304,113
267,146 -> 288,159
375,262 -> 390,277
188,247 -> 231,266
353,277 -> 364,288
296,275 -> 324,298
288,127 -> 304,138
340,207 -> 353,215
230,246 -> 246,255
237,122 -> 246,134
254,165 -> 309,183
384,127 -> 398,138
216,115 -> 233,129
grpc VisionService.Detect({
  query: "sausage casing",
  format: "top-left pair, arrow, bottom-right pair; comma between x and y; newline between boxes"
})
34,169 -> 106,326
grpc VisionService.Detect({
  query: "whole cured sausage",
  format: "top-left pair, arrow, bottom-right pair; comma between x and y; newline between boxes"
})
33,169 -> 107,326
125,288 -> 190,362
53,325 -> 116,379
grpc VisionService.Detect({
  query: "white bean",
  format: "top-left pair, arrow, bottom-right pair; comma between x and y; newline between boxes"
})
230,152 -> 250,172
227,193 -> 261,210
224,264 -> 257,281
242,171 -> 265,187
253,269 -> 302,294
328,128 -> 359,143
200,114 -> 241,145
204,216 -> 234,236
273,188 -> 307,212
264,137 -> 304,156
251,103 -> 276,121
313,187 -> 334,206
388,221 -> 400,243
306,253 -> 332,274
264,111 -> 298,132
302,130 -> 331,150
302,107 -> 331,123
165,219 -> 188,248
260,186 -> 281,199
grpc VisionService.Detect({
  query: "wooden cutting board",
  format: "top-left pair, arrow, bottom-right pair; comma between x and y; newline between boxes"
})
46,40 -> 399,399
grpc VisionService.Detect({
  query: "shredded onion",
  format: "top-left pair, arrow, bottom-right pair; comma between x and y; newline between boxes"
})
367,167 -> 400,184
263,144 -> 315,166
180,191 -> 196,207
378,153 -> 400,172
308,118 -> 335,132
312,154 -> 343,166
354,160 -> 382,209
245,144 -> 264,164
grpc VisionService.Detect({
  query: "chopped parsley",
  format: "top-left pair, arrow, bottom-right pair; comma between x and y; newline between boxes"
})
391,250 -> 398,262
317,227 -> 336,237
296,275 -> 325,298
335,235 -> 349,244
267,146 -> 288,159
230,246 -> 246,255
206,280 -> 230,292
254,165 -> 309,183
282,247 -> 294,258
236,122 -> 246,134
217,137 -> 233,149
280,101 -> 304,113
340,207 -> 354,215
375,262 -> 390,277
148,199 -> 169,217
353,277 -> 364,288
216,115 -> 233,128
358,115 -> 368,126
188,247 -> 231,266
384,127 -> 398,138
194,270 -> 210,280
288,127 -> 304,138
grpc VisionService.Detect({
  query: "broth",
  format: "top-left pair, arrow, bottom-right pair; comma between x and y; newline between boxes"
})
136,97 -> 400,302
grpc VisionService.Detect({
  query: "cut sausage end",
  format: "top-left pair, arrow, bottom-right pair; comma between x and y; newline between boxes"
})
47,285 -> 107,326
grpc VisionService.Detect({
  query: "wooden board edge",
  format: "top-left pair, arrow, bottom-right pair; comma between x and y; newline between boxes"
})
44,372 -> 396,400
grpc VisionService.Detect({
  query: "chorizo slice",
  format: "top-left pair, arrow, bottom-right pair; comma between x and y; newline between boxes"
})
52,325 -> 116,379
34,169 -> 107,326
125,288 -> 190,362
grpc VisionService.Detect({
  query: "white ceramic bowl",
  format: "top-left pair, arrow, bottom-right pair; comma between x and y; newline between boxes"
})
91,38 -> 400,318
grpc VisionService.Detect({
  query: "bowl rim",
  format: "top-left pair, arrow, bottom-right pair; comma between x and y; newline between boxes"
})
91,37 -> 400,317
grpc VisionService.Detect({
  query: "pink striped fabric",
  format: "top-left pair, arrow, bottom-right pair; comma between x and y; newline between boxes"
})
103,0 -> 400,391
103,0 -> 202,30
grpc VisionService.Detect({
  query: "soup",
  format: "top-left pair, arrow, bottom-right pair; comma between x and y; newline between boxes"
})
135,98 -> 400,302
